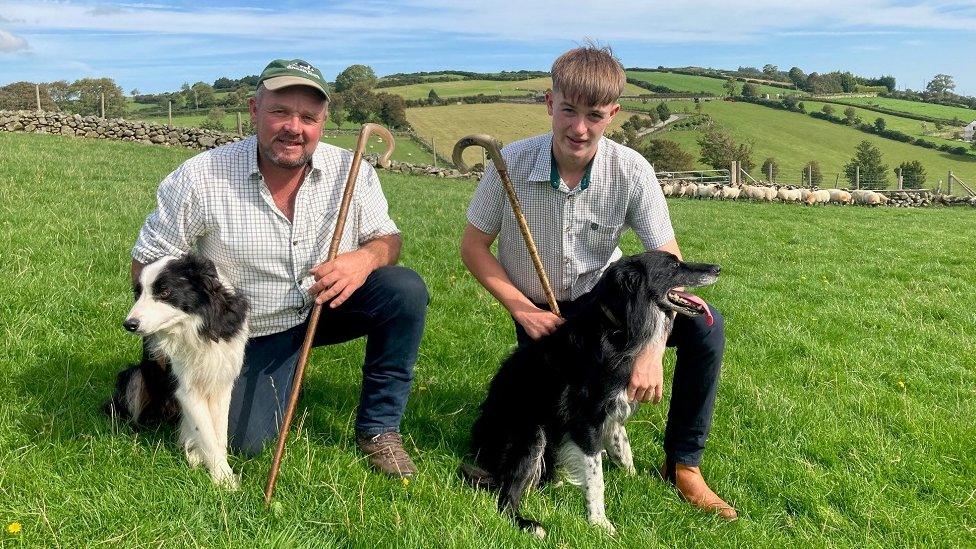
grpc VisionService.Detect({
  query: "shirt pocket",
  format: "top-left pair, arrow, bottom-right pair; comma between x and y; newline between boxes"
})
579,219 -> 622,273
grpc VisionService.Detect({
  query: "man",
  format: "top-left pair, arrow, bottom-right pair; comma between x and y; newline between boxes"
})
460,46 -> 736,518
131,59 -> 427,477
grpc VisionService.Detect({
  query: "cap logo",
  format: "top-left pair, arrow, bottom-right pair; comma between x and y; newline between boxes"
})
286,62 -> 317,77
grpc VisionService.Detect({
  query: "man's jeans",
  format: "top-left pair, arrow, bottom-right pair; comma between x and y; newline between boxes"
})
228,265 -> 429,456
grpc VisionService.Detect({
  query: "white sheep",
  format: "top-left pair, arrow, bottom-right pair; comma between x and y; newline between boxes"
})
827,189 -> 852,205
805,189 -> 831,205
720,185 -> 741,200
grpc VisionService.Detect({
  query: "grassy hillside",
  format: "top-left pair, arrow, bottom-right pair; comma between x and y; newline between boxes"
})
382,77 -> 647,101
838,96 -> 976,122
803,100 -> 966,149
627,71 -> 793,97
407,103 -> 627,166
623,99 -> 976,186
1,131 -> 974,547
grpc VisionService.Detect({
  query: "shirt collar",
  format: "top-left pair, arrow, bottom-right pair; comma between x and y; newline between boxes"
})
534,132 -> 599,191
549,150 -> 594,191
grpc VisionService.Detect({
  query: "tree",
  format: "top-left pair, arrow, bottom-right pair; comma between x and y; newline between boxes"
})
741,82 -> 759,98
925,74 -> 955,96
821,104 -> 835,117
843,107 -> 858,125
342,83 -> 378,124
801,161 -> 823,186
635,139 -> 694,172
200,107 -> 226,131
0,81 -> 57,110
896,160 -> 926,189
844,141 -> 889,188
328,92 -> 346,128
130,88 -> 140,96
334,64 -> 377,93
723,78 -> 737,97
873,117 -> 886,132
697,126 -> 755,172
427,88 -> 440,105
788,67 -> 806,89
68,77 -> 126,117
782,94 -> 799,110
375,92 -> 408,129
762,64 -> 779,78
839,72 -> 857,93
191,82 -> 216,108
761,157 -> 779,182
47,80 -> 72,110
656,102 -> 671,122
877,75 -> 896,92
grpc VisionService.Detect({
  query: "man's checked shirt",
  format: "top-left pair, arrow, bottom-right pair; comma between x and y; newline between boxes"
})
133,136 -> 399,337
466,133 -> 675,305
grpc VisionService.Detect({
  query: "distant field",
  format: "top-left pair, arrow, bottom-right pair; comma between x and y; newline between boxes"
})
383,77 -> 646,101
135,112 -> 360,131
621,99 -> 976,186
406,103 -> 628,166
803,100 -> 967,150
319,132 -> 430,164
838,96 -> 976,122
627,71 -> 793,97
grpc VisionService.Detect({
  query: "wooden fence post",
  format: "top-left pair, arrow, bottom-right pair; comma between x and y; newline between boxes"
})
767,163 -> 773,185
948,171 -> 953,195
855,166 -> 860,190
806,164 -> 812,187
898,168 -> 903,190
432,137 -> 437,168
237,112 -> 243,136
168,101 -> 172,126
35,84 -> 41,111
101,92 -> 105,118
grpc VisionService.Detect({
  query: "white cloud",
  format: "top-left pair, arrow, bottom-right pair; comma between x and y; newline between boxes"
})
1,0 -> 972,46
0,29 -> 29,52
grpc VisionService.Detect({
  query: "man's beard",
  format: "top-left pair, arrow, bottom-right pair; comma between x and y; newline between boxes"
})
259,134 -> 314,169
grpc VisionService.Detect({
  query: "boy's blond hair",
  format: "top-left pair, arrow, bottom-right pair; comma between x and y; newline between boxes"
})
550,45 -> 626,107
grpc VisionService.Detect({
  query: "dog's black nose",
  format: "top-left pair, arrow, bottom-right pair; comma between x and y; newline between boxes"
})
122,318 -> 140,332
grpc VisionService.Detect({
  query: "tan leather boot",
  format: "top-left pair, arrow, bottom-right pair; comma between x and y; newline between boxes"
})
661,460 -> 738,521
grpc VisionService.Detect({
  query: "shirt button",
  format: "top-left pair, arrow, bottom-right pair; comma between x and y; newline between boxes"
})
292,240 -> 298,246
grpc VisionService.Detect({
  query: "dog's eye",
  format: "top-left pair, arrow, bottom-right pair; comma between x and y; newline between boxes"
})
157,288 -> 171,299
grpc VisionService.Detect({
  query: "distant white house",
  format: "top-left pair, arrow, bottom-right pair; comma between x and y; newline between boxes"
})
965,120 -> 976,141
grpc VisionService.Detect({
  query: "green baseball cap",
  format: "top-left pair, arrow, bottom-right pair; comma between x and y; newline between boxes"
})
258,58 -> 330,101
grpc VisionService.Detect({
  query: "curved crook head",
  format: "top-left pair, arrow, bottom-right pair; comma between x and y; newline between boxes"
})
359,123 -> 396,169
452,134 -> 505,174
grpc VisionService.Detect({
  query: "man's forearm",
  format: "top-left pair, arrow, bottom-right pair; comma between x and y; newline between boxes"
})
131,259 -> 145,285
358,233 -> 402,271
461,238 -> 537,315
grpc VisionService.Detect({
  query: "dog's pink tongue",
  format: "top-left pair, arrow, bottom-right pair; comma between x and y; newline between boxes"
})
675,291 -> 713,326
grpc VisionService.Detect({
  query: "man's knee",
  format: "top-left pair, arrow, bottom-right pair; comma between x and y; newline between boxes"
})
373,265 -> 429,319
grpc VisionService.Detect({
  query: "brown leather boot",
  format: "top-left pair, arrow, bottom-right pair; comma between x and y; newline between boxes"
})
356,432 -> 417,478
661,459 -> 738,521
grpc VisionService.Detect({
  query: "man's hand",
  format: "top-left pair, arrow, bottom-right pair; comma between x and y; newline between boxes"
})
513,304 -> 564,340
628,343 -> 665,403
308,250 -> 373,308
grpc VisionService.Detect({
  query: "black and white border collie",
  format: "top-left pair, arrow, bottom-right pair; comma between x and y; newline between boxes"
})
463,251 -> 720,537
109,254 -> 249,488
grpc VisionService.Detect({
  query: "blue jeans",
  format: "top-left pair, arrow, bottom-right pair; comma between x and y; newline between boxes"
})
228,265 -> 429,456
514,301 -> 725,467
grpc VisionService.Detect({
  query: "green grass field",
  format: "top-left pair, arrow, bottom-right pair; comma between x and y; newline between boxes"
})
837,96 -> 976,123
1,131 -> 975,547
627,71 -> 793,98
802,100 -> 967,150
381,77 -> 647,101
406,103 -> 627,167
622,99 -> 976,185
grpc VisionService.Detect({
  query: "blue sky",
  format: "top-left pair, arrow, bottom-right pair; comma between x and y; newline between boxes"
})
1,1 -> 975,96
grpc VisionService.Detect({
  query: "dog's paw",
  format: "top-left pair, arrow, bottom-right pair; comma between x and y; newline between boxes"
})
622,463 -> 637,476
590,516 -> 617,536
184,446 -> 204,468
210,461 -> 239,490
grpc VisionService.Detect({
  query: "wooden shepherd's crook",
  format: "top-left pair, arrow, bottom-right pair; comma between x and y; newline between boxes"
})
264,123 -> 396,506
453,134 -> 560,317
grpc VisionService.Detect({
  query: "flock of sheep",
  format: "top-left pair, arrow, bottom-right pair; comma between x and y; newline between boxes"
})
660,181 -> 891,206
